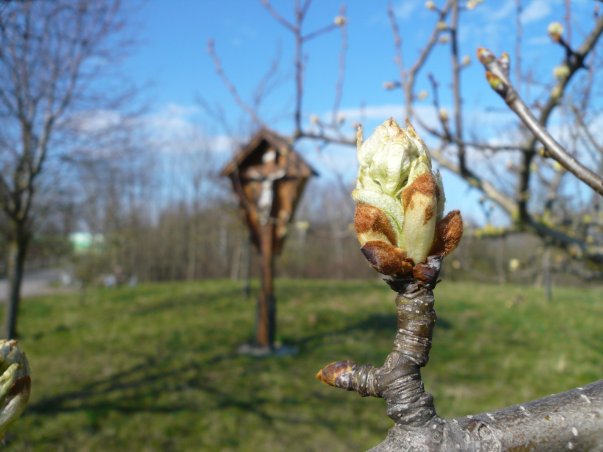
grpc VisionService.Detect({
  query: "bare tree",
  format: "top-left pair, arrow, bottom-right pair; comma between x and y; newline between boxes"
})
0,0 -> 138,338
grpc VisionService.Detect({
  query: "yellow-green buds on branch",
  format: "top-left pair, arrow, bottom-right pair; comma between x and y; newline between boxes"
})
553,64 -> 570,80
477,48 -> 512,100
548,22 -> 564,42
0,340 -> 30,438
466,0 -> 484,10
333,15 -> 346,27
438,108 -> 449,123
352,118 -> 462,281
477,47 -> 495,65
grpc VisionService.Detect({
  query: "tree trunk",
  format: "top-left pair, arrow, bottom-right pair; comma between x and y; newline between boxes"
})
4,225 -> 29,339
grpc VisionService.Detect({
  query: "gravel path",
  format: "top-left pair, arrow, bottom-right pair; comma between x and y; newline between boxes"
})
0,268 -> 73,300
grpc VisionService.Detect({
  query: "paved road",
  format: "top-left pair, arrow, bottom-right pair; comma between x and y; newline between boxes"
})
0,268 -> 72,300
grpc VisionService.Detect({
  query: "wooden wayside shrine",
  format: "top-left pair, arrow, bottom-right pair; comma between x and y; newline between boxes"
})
221,129 -> 317,351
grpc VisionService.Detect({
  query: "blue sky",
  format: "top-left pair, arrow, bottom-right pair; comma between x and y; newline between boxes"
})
122,0 -> 599,224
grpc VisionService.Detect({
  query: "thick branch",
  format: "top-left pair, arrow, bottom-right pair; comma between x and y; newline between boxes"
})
375,380 -> 603,451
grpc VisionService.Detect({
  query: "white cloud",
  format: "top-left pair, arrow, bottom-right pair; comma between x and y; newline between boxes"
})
458,0 -> 515,48
488,0 -> 516,22
521,0 -> 552,24
337,103 -> 407,122
67,109 -> 122,134
368,1 -> 421,25
392,1 -> 418,20
143,103 -> 233,156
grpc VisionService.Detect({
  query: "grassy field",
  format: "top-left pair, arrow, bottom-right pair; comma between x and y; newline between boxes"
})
3,278 -> 603,451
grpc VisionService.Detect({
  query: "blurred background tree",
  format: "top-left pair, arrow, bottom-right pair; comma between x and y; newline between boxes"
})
0,0 -> 142,337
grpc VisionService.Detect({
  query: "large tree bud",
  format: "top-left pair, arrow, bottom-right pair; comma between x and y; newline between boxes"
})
0,340 -> 31,438
352,118 -> 462,278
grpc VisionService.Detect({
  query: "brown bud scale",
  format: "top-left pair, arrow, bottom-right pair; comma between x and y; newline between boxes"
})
430,210 -> 463,257
361,241 -> 414,277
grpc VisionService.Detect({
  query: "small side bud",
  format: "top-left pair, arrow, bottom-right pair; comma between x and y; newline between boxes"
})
316,361 -> 355,389
425,1 -> 437,11
417,90 -> 429,101
553,65 -> 570,80
333,15 -> 346,27
438,108 -> 449,122
486,71 -> 506,95
499,52 -> 510,74
547,22 -> 564,42
467,0 -> 483,10
461,55 -> 471,66
477,47 -> 495,65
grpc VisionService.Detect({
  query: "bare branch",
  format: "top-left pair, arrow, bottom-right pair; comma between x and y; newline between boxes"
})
297,130 -> 354,146
330,5 -> 347,127
449,0 -> 467,175
429,144 -> 518,216
207,39 -> 265,129
260,0 -> 296,32
571,105 -> 603,155
302,22 -> 339,42
514,0 -> 523,95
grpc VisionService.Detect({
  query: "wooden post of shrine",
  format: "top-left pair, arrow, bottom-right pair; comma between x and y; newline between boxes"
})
257,219 -> 276,347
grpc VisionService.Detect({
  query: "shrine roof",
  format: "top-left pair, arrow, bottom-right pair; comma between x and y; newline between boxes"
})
220,128 -> 318,178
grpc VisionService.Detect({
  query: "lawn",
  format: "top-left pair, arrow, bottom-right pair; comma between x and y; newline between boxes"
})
4,279 -> 603,451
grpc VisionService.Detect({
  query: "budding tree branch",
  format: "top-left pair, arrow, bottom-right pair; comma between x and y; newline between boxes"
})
477,47 -> 603,196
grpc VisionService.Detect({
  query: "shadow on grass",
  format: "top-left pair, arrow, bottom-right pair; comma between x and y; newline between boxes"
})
27,351 -> 342,430
295,313 -> 452,350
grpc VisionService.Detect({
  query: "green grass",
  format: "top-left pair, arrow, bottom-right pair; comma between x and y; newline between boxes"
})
4,279 -> 603,451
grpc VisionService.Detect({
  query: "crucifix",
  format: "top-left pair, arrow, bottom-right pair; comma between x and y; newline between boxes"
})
221,129 -> 317,354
